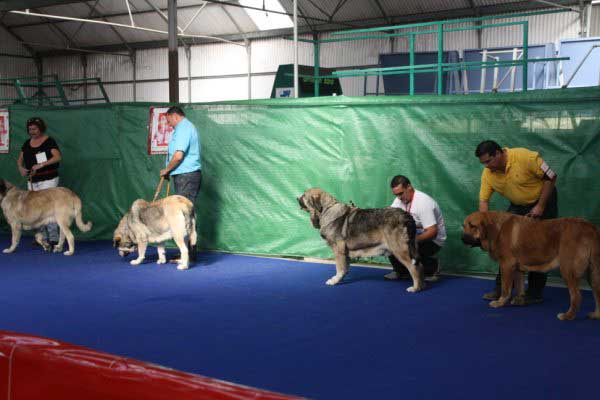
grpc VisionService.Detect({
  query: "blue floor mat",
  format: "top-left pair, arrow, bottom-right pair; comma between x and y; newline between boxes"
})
0,237 -> 598,399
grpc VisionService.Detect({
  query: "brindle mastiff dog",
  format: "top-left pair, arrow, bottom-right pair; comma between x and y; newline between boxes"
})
298,188 -> 424,291
113,195 -> 197,270
462,211 -> 600,320
0,179 -> 92,255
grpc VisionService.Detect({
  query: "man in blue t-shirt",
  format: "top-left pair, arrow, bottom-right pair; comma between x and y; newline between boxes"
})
159,105 -> 202,262
159,106 -> 202,202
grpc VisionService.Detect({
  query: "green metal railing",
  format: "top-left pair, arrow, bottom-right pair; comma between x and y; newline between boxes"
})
0,74 -> 110,106
288,8 -> 572,96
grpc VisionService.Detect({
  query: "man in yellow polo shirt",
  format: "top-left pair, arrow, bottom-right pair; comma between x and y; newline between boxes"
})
475,140 -> 558,305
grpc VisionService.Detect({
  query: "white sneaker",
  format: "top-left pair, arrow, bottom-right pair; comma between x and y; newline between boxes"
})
384,271 -> 400,280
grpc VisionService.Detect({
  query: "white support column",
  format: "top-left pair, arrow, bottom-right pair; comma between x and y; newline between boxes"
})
245,38 -> 252,100
480,50 -> 487,93
293,0 -> 298,99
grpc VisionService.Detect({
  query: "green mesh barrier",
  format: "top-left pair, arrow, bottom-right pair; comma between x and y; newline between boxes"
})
1,87 -> 599,275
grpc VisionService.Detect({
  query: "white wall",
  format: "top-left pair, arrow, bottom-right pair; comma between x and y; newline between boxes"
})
1,8 -> 596,104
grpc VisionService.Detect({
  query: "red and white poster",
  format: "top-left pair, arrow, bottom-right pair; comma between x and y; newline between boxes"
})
0,109 -> 9,153
148,106 -> 174,155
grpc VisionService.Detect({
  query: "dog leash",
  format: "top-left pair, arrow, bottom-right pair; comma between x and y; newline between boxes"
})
152,176 -> 171,202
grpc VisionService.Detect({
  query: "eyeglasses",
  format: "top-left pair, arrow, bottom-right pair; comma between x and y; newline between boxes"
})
27,118 -> 42,124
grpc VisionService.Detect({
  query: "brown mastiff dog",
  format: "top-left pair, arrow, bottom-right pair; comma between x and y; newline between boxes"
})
462,211 -> 600,320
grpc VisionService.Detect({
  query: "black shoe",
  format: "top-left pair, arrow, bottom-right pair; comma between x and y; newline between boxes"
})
189,244 -> 197,263
512,294 -> 544,306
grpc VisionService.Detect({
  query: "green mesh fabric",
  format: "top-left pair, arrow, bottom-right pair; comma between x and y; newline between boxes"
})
1,87 -> 599,275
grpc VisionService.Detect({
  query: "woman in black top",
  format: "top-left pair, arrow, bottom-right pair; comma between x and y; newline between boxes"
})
17,117 -> 62,247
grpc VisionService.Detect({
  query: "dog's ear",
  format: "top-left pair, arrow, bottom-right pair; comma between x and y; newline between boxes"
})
479,212 -> 498,252
305,191 -> 320,212
309,211 -> 320,229
297,195 -> 307,210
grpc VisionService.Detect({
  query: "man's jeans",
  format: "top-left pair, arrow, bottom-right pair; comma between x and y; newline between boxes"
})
172,170 -> 202,203
28,176 -> 60,242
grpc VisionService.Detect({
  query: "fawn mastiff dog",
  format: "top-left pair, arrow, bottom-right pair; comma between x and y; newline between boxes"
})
298,188 -> 424,291
113,195 -> 197,270
461,211 -> 600,320
0,179 -> 92,255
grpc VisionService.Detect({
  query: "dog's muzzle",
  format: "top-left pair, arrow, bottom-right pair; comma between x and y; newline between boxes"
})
461,233 -> 481,247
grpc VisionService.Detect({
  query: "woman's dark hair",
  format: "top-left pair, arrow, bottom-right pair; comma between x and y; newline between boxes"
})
26,117 -> 47,133
390,175 -> 411,188
475,140 -> 502,157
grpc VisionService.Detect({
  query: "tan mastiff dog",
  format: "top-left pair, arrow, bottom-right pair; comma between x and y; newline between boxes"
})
113,195 -> 197,270
0,179 -> 92,255
298,188 -> 424,291
462,211 -> 600,320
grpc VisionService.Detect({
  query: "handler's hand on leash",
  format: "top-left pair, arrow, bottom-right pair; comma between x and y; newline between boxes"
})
152,176 -> 171,202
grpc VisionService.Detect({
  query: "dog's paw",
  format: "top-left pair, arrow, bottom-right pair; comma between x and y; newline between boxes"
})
53,246 -> 64,253
130,259 -> 143,266
489,300 -> 504,308
177,264 -> 189,270
157,258 -> 167,265
587,311 -> 600,320
2,248 -> 14,253
557,312 -> 575,321
63,250 -> 74,256
326,277 -> 340,285
510,295 -> 526,306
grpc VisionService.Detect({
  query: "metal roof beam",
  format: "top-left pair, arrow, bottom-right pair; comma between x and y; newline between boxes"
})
143,0 -> 188,48
330,0 -> 351,21
305,0 -> 332,20
0,14 -> 37,57
35,25 -> 315,57
71,0 -> 100,41
533,0 -> 581,12
371,0 -> 392,25
296,3 -> 316,32
82,0 -> 133,53
340,0 -> 581,25
0,0 -> 83,11
8,0 -> 357,29
30,7 -> 80,49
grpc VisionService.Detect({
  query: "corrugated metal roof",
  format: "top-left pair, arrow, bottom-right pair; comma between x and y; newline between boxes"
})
0,0 -> 583,55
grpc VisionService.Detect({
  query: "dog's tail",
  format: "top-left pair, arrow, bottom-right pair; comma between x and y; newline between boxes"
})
183,205 -> 197,262
187,207 -> 197,247
406,214 -> 420,264
73,195 -> 92,232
